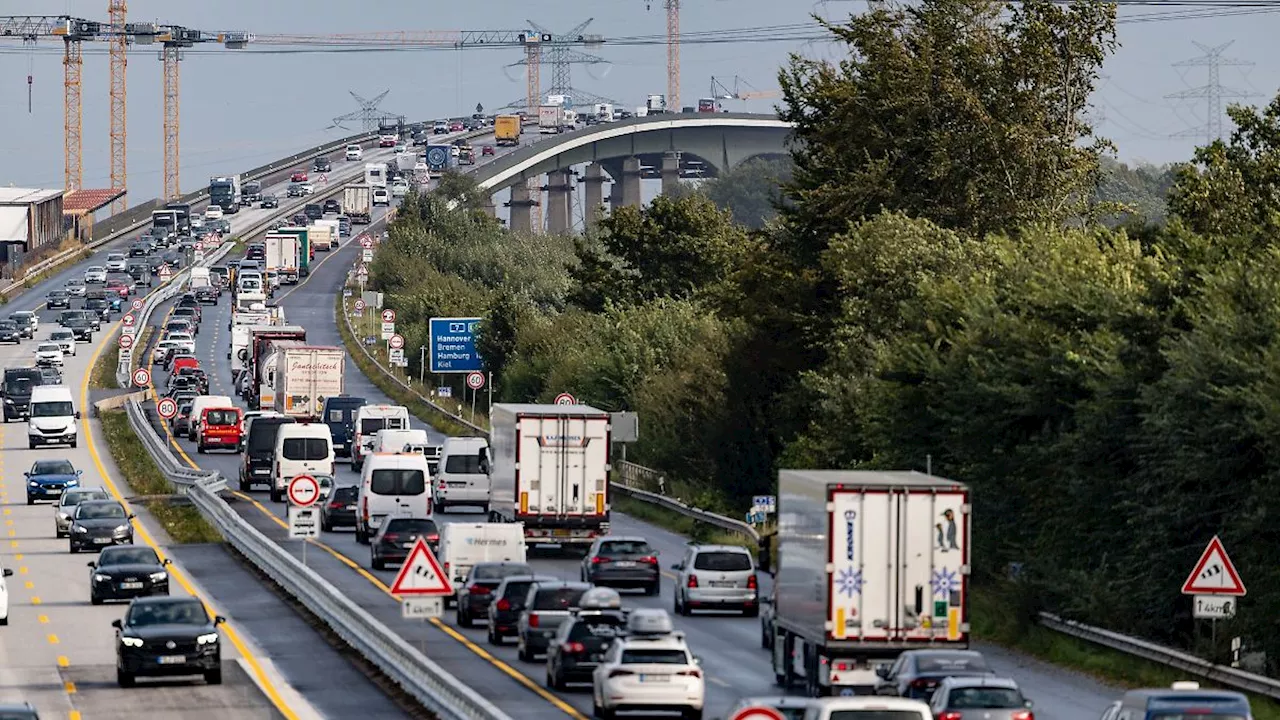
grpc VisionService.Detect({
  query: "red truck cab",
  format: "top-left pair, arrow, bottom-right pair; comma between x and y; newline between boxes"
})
171,356 -> 200,375
198,407 -> 243,453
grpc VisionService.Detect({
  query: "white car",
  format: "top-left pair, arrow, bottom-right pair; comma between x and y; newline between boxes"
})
49,331 -> 76,356
391,181 -> 409,198
299,182 -> 315,195
372,188 -> 390,207
34,343 -> 64,367
204,205 -> 224,220
152,339 -> 183,366
104,253 -> 128,273
164,332 -> 195,355
190,216 -> 205,230
84,266 -> 107,284
345,144 -> 363,161
0,563 -> 11,626
592,610 -> 704,719
64,280 -> 86,297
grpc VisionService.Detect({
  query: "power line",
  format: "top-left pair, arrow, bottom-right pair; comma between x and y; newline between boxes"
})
1166,40 -> 1256,145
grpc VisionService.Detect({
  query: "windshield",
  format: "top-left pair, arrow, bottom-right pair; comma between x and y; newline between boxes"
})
77,503 -> 125,520
31,401 -> 73,417
620,649 -> 689,664
63,491 -> 108,506
33,460 -> 74,475
205,410 -> 238,426
369,469 -> 425,496
4,378 -> 34,394
385,518 -> 437,534
444,454 -> 483,474
916,653 -> 990,673
127,600 -> 208,626
946,688 -> 1025,709
693,551 -> 752,572
533,587 -> 587,610
248,420 -> 292,453
101,547 -> 160,566
282,437 -> 329,461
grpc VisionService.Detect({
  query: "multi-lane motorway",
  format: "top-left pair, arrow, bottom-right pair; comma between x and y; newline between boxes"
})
0,123 -> 1123,719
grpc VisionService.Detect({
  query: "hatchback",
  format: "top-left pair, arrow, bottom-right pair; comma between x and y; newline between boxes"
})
671,544 -> 759,616
930,676 -> 1034,720
516,581 -> 592,661
454,561 -> 534,629
370,517 -> 439,570
320,485 -> 359,531
485,574 -> 555,644
581,536 -> 660,594
875,650 -> 995,699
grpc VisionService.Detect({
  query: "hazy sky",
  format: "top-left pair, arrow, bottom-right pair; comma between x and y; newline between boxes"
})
1,1 -> 1277,203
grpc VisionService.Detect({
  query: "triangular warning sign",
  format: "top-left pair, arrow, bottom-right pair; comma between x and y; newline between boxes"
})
389,538 -> 454,596
1181,535 -> 1246,596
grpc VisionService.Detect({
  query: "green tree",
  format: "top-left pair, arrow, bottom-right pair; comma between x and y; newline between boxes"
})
1095,157 -> 1175,226
696,156 -> 793,230
475,290 -> 524,379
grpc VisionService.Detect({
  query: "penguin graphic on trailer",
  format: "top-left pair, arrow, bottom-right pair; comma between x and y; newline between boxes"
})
936,509 -> 959,553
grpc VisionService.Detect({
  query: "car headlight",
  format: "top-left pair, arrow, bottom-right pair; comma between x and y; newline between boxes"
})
67,479 -> 78,486
120,636 -> 144,648
93,573 -> 110,583
115,525 -> 131,533
149,571 -> 167,582
3,399 -> 11,404
73,526 -> 87,533
58,512 -> 70,521
28,481 -> 38,487
196,632 -> 219,645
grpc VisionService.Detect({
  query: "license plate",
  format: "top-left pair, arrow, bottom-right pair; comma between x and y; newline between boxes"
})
120,582 -> 143,590
710,581 -> 735,587
639,674 -> 670,682
47,489 -> 62,495
614,561 -> 636,567
157,655 -> 186,664
93,537 -> 111,544
590,653 -> 604,661
553,529 -> 572,537
403,543 -> 414,548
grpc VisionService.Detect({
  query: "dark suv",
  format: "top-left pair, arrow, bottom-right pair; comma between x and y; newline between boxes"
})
545,608 -> 629,688
2,367 -> 43,421
320,485 -> 359,531
516,581 -> 592,661
321,395 -> 366,458
239,416 -> 296,491
303,203 -> 323,221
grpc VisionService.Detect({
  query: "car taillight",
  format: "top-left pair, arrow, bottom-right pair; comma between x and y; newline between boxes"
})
362,497 -> 368,519
563,641 -> 586,654
747,574 -> 758,590
425,534 -> 438,543
469,585 -> 491,595
496,599 -> 510,611
591,556 -> 611,564
382,534 -> 399,543
1011,713 -> 1033,720
639,556 -> 657,564
328,500 -> 343,509
528,613 -> 540,628
608,669 -> 633,678
676,669 -> 702,678
938,713 -> 963,720
912,679 -> 936,689
687,575 -> 698,588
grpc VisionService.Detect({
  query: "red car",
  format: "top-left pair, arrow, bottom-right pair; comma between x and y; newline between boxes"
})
378,134 -> 397,148
105,280 -> 130,298
449,121 -> 465,132
481,145 -> 495,156
290,170 -> 308,182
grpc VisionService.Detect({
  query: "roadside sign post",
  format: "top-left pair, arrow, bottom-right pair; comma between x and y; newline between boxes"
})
287,475 -> 321,565
1181,535 -> 1246,644
132,368 -> 151,388
466,372 -> 485,423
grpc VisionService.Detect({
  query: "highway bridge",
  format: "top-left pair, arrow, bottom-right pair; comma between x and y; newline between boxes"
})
0,118 -> 1124,719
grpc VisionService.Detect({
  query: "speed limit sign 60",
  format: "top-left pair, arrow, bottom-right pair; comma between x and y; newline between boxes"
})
466,372 -> 485,390
132,368 -> 152,387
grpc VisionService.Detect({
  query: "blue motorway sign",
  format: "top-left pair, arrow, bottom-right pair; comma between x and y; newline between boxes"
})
429,317 -> 484,373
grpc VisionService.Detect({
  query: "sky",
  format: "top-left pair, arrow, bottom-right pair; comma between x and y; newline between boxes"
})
0,1 -> 1277,204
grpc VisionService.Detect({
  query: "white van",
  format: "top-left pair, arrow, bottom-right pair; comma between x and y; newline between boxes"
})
434,436 -> 490,512
373,428 -> 429,455
351,404 -> 411,471
437,523 -> 526,606
270,423 -> 335,503
355,452 -> 432,544
27,385 -> 79,449
185,395 -> 234,441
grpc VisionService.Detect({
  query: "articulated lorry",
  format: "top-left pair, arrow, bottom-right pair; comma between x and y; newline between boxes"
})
765,470 -> 971,697
484,403 -> 612,548
243,326 -> 306,408
272,345 -> 345,420
264,232 -> 303,284
539,105 -> 564,134
208,175 -> 242,213
343,185 -> 372,225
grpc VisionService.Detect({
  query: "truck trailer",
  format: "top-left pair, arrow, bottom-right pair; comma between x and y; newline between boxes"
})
484,403 -> 611,548
766,470 -> 971,697
243,326 -> 306,408
494,114 -> 521,146
343,185 -> 372,225
272,345 -> 345,420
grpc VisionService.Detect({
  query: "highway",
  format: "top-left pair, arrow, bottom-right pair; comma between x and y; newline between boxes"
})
131,140 -> 1124,719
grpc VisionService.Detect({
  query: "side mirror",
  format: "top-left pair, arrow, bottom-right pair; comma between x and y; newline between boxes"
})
214,615 -> 226,625
2,569 -> 11,577
76,469 -> 83,476
74,411 -> 81,420
127,513 -> 136,520
1025,701 -> 1034,710
162,558 -> 172,565
22,472 -> 28,478
87,562 -> 96,568
670,563 -> 682,571
111,619 -> 122,630
875,666 -> 890,679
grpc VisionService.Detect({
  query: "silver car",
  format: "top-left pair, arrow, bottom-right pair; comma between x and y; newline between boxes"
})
929,676 -> 1034,720
671,544 -> 759,617
55,488 -> 111,537
516,580 -> 591,662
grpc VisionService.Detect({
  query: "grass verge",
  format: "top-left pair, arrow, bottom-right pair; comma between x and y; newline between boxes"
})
99,409 -> 221,544
611,492 -> 754,550
91,344 -> 121,389
333,289 -> 478,437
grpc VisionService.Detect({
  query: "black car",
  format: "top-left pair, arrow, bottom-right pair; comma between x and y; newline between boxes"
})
322,198 -> 341,214
172,306 -> 200,326
313,157 -> 331,172
580,536 -> 660,594
128,243 -> 149,258
240,416 -> 296,490
370,517 -> 439,570
245,243 -> 266,262
260,195 -> 278,209
172,367 -> 209,394
176,294 -> 202,320
89,545 -> 172,604
545,608 -> 629,688
875,649 -> 995,698
0,321 -> 20,344
129,263 -> 153,287
303,203 -> 323,220
68,500 -> 135,553
486,574 -> 555,644
84,297 -> 111,320
147,255 -> 167,273
321,395 -> 366,457
167,376 -> 196,395
46,290 -> 71,309
113,596 -> 224,687
455,561 -> 535,624
290,212 -> 308,226
286,184 -> 305,198
195,286 -> 219,305
66,318 -> 94,342
320,485 -> 359,531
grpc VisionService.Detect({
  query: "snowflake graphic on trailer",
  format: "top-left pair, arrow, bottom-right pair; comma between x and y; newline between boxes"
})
931,568 -> 959,597
836,568 -> 864,598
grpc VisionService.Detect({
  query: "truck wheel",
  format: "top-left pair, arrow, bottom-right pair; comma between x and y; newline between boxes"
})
269,488 -> 281,503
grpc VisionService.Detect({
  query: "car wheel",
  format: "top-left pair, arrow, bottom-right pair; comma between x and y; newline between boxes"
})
205,668 -> 223,685
116,669 -> 135,688
457,605 -> 472,628
269,488 -> 281,503
320,518 -> 331,532
682,709 -> 702,720
355,527 -> 368,544
197,445 -> 205,454
91,593 -> 103,606
744,603 -> 759,618
644,581 -> 659,597
518,641 -> 532,662
70,439 -> 77,449
26,497 -> 34,506
488,626 -> 502,645
371,554 -> 384,571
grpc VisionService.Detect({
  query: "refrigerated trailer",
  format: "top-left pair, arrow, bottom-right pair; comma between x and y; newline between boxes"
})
767,470 -> 971,697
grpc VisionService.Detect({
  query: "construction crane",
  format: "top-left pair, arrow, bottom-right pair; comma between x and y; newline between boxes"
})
108,1 -> 126,213
711,75 -> 780,102
645,1 -> 680,111
0,15 -> 246,200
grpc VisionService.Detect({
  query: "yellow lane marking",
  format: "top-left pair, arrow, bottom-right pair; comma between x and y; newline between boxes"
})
38,615 -> 48,624
24,581 -> 32,589
29,594 -> 38,602
9,541 -> 17,548
65,681 -> 76,694
70,712 -> 82,720
57,656 -> 68,667
47,634 -> 59,644
79,312 -> 302,720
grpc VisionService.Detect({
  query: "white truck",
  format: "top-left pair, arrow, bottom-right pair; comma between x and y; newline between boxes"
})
592,103 -> 614,124
343,185 -> 372,225
483,403 -> 611,548
394,152 -> 417,176
273,345 -> 346,420
766,470 -> 972,697
438,523 -> 527,608
308,222 -> 335,252
646,94 -> 667,114
539,105 -> 563,134
364,163 -> 388,189
265,232 -> 302,284
188,267 -> 211,291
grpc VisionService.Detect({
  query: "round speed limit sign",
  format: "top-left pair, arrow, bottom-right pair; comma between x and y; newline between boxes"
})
354,300 -> 366,311
118,333 -> 134,350
466,372 -> 485,390
156,397 -> 178,419
131,299 -> 144,311
132,368 -> 152,387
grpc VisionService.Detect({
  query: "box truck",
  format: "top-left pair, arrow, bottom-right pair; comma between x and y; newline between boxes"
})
494,114 -> 521,146
208,175 -> 242,213
273,345 -> 345,420
539,105 -> 563,134
343,185 -> 372,225
765,470 -> 971,697
483,403 -> 611,547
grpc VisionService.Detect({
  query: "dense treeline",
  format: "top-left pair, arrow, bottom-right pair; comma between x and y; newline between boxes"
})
369,0 -> 1280,664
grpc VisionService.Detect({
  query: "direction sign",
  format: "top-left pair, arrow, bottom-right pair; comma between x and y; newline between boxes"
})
122,314 -> 135,327
466,372 -> 485,390
156,397 -> 178,420
729,708 -> 786,720
381,309 -> 396,323
118,333 -> 134,350
354,299 -> 366,312
428,317 -> 484,373
1193,595 -> 1237,619
288,507 -> 319,539
402,597 -> 443,620
388,333 -> 405,350
389,538 -> 454,596
554,392 -> 576,406
287,475 -> 321,508
361,236 -> 374,249
1182,536 -> 1246,596
132,368 -> 151,388
131,299 -> 144,312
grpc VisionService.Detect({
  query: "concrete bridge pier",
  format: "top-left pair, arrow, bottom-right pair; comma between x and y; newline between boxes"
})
546,169 -> 575,234
661,151 -> 682,195
621,156 -> 644,208
582,163 -> 608,229
481,196 -> 497,219
505,182 -> 537,234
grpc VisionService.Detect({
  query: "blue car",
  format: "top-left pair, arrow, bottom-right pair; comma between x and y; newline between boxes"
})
25,459 -> 82,505
108,297 -> 123,313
